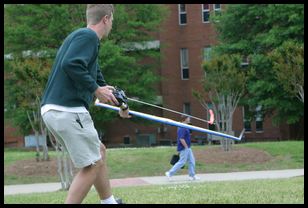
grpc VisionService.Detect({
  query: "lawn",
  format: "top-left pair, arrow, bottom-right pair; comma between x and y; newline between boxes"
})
4,141 -> 304,185
4,176 -> 304,204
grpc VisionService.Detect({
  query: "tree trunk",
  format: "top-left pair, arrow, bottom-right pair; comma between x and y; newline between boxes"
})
41,135 -> 49,161
34,131 -> 40,162
62,151 -> 72,190
47,131 -> 73,190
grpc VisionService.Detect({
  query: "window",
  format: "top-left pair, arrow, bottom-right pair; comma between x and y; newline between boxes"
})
180,48 -> 189,79
243,106 -> 252,132
183,103 -> 191,115
255,105 -> 263,132
178,4 -> 187,25
203,46 -> 212,62
241,56 -> 249,69
202,4 -> 210,23
214,4 -> 221,16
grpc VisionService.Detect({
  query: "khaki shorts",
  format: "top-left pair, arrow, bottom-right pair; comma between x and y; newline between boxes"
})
42,110 -> 102,168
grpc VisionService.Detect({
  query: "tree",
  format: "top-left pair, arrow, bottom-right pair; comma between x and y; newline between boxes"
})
212,4 -> 304,125
4,4 -> 168,189
194,54 -> 247,151
270,41 -> 304,103
5,57 -> 51,161
5,3 -> 168,128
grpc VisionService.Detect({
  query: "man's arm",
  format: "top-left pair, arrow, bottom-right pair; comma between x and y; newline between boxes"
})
180,138 -> 188,149
96,65 -> 107,87
208,109 -> 215,125
62,33 -> 99,93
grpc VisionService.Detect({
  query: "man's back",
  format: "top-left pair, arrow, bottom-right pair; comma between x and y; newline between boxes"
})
41,28 -> 101,109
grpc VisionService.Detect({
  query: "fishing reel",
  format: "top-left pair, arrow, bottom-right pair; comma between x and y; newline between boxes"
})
112,87 -> 128,110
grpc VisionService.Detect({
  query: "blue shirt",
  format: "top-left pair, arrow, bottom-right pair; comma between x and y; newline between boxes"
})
177,127 -> 191,151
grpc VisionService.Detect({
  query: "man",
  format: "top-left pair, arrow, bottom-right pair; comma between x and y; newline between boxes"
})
41,4 -> 128,204
165,116 -> 200,181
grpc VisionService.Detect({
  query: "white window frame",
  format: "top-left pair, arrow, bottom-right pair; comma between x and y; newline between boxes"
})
255,105 -> 264,133
180,48 -> 189,80
203,46 -> 212,62
178,4 -> 187,25
214,4 -> 221,14
201,4 -> 210,23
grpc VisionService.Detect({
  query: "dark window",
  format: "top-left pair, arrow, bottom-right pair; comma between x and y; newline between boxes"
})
243,106 -> 252,132
255,106 -> 263,132
183,103 -> 191,115
180,48 -> 189,80
214,4 -> 221,16
182,68 -> 189,79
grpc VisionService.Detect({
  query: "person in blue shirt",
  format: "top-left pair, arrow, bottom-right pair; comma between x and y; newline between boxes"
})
165,116 -> 200,181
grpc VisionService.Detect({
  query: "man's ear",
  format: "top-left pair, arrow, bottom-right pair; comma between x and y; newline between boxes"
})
101,15 -> 108,24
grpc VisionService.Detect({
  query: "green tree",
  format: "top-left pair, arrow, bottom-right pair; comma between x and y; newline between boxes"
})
212,4 -> 304,124
194,54 -> 247,151
4,4 -> 168,131
4,57 -> 52,161
4,4 -> 168,189
270,41 -> 304,103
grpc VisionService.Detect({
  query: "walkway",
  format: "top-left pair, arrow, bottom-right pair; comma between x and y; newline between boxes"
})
4,169 -> 304,195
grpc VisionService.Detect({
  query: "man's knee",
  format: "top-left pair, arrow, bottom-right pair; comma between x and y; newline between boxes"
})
100,143 -> 106,158
81,159 -> 103,174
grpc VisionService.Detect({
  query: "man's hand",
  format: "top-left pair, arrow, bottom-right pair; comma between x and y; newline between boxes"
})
95,85 -> 119,106
118,108 -> 131,118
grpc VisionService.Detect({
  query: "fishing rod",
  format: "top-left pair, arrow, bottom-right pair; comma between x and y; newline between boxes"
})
95,100 -> 245,141
112,87 -> 215,124
127,97 -> 215,124
95,87 -> 244,141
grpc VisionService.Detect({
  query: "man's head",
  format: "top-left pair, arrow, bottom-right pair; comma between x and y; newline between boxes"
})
180,115 -> 191,124
86,4 -> 114,38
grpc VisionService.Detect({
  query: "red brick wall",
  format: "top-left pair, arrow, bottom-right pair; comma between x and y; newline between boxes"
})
101,4 -> 291,144
4,122 -> 24,147
159,4 -> 220,140
4,4 -> 294,147
158,4 -> 287,142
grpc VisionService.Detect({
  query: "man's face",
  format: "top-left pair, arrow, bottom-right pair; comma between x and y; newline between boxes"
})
185,117 -> 191,124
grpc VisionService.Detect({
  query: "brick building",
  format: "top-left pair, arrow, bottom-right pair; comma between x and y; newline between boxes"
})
4,4 -> 301,148
101,4 -> 298,146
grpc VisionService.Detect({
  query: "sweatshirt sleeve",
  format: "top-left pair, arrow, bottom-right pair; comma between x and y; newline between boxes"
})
61,32 -> 99,93
96,65 -> 107,87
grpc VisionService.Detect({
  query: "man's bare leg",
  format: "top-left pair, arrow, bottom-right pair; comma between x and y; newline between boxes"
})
65,160 -> 103,204
93,143 -> 112,200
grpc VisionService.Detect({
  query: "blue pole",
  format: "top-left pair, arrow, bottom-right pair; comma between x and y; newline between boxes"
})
95,101 -> 244,141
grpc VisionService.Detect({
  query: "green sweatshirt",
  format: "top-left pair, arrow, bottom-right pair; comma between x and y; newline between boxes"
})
41,28 -> 106,109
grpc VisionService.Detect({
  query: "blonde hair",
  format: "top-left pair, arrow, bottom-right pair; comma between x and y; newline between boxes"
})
86,4 -> 114,25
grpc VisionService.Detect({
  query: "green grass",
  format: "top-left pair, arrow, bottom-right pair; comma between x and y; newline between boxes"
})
4,141 -> 304,185
4,148 -> 58,166
4,176 -> 304,204
199,141 -> 304,173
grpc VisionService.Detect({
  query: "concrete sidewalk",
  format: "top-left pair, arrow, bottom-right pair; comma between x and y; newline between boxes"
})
4,169 -> 304,196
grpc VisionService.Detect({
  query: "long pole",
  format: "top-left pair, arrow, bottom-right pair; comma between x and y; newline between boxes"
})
95,100 -> 244,141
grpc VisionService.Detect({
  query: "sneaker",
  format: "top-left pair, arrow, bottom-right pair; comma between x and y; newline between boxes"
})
189,175 -> 200,181
165,171 -> 171,180
116,198 -> 125,204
